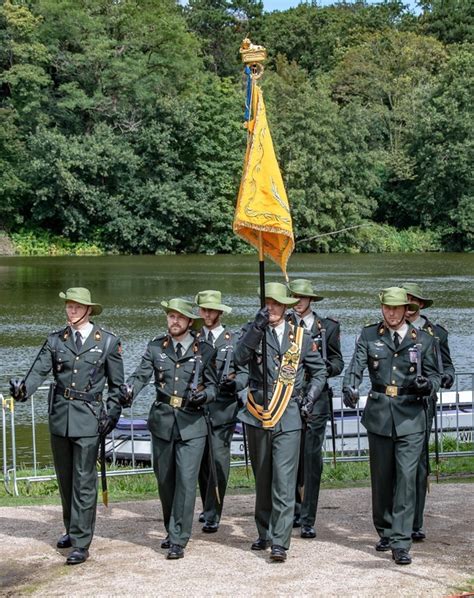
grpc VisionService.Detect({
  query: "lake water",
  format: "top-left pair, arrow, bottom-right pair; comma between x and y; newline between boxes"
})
1,253 -> 473,466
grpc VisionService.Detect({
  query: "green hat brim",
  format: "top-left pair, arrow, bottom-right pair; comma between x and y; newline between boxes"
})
290,291 -> 324,302
161,301 -> 203,330
59,292 -> 102,315
401,284 -> 433,308
197,302 -> 232,314
287,280 -> 324,301
265,292 -> 298,306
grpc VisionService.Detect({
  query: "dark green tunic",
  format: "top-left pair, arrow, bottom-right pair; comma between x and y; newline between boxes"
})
343,321 -> 441,549
197,327 -> 248,526
414,315 -> 455,533
23,323 -> 124,549
289,311 -> 344,528
235,321 -> 327,549
128,332 -> 217,547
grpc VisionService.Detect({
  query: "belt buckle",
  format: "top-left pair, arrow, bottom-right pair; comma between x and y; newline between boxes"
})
170,396 -> 183,408
64,388 -> 71,399
386,385 -> 398,397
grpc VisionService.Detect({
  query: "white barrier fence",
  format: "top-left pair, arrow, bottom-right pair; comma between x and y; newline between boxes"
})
2,374 -> 473,496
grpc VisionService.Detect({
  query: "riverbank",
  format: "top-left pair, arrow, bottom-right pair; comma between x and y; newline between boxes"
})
1,484 -> 472,596
0,225 -> 447,256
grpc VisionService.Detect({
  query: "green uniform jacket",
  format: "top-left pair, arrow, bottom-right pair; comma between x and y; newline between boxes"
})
288,311 -> 343,413
419,316 -> 455,379
197,327 -> 248,428
343,322 -> 441,437
235,322 -> 327,432
128,333 -> 218,442
24,324 -> 124,437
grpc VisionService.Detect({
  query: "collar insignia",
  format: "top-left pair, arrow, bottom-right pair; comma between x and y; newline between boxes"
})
94,330 -> 101,341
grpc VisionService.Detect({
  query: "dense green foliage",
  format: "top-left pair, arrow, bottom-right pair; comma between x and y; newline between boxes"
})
0,0 -> 472,253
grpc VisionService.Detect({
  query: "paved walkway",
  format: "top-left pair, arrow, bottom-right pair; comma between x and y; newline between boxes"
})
0,484 -> 472,596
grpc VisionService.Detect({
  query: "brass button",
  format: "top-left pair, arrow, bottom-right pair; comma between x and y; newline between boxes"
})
392,380 -> 396,384
74,369 -> 78,374
176,364 -> 180,369
174,390 -> 178,395
76,356 -> 80,361
394,353 -> 398,357
393,366 -> 397,370
71,382 -> 76,387
175,377 -> 179,381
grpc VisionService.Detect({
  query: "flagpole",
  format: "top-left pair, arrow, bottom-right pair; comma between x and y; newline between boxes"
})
258,231 -> 269,411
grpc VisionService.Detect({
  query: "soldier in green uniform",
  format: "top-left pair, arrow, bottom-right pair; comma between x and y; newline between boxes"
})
235,282 -> 327,562
342,287 -> 441,565
194,290 -> 248,533
402,282 -> 456,541
287,278 -> 344,539
9,288 -> 124,565
125,298 -> 217,560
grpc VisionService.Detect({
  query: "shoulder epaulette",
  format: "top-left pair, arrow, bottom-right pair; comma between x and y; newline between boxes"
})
98,326 -> 117,338
151,333 -> 166,343
51,327 -> 67,337
364,322 -> 380,329
325,316 -> 339,324
435,323 -> 448,333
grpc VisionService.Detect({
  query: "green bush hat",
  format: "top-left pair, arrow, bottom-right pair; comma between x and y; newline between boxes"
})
287,278 -> 324,302
379,287 -> 419,312
258,282 -> 299,306
401,282 -> 434,308
194,290 -> 232,314
161,297 -> 203,330
59,287 -> 102,315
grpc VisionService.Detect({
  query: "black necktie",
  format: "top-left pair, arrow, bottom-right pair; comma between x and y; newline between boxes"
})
207,330 -> 214,345
272,328 -> 280,348
176,343 -> 183,359
393,332 -> 400,348
299,319 -> 306,328
75,331 -> 82,351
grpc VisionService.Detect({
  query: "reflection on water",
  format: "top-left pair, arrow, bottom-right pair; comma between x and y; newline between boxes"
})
1,253 -> 473,465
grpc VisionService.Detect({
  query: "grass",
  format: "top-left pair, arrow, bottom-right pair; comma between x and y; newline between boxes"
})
1,452 -> 472,507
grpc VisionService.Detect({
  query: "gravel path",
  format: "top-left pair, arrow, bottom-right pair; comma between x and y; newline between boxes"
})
1,483 -> 472,597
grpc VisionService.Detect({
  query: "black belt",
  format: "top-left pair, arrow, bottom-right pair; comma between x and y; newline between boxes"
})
56,385 -> 102,403
372,383 -> 416,398
155,389 -> 187,409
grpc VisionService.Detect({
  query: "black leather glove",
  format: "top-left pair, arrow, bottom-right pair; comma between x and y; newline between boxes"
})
119,383 -> 134,407
342,386 -> 359,409
253,307 -> 270,331
300,399 -> 314,420
414,376 -> 433,396
188,390 -> 207,408
220,378 -> 237,394
9,378 -> 28,402
300,385 -> 320,419
441,373 -> 454,389
98,415 -> 118,438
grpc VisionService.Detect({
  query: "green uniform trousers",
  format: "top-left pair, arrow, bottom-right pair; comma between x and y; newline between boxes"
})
247,425 -> 301,549
413,398 -> 435,532
152,424 -> 206,547
368,430 -> 425,549
198,423 -> 235,524
50,434 -> 100,550
295,408 -> 328,526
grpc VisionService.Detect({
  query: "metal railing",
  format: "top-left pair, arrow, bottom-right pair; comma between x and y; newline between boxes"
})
2,373 -> 473,496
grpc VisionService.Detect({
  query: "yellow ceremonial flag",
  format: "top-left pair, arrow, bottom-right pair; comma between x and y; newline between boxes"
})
233,85 -> 294,278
